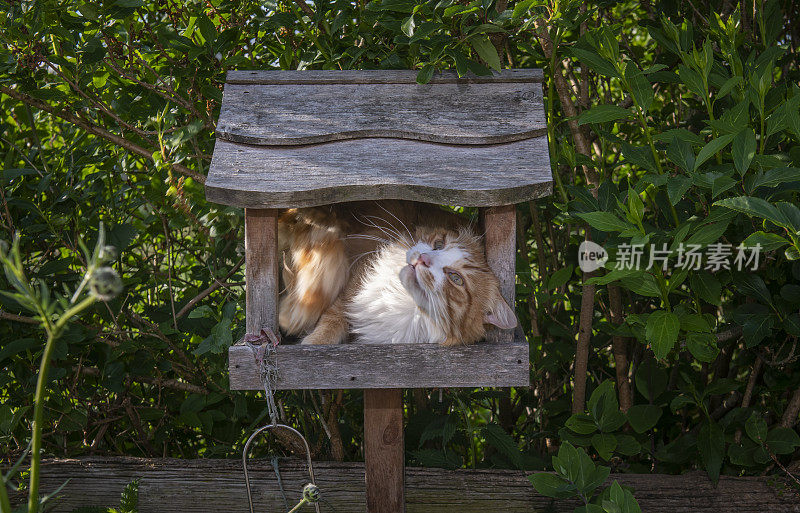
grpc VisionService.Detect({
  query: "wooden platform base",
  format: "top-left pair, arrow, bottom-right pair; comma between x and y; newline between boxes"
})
228,336 -> 529,390
12,457 -> 799,513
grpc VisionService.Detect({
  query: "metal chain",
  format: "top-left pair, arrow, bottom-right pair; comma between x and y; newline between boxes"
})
241,328 -> 321,513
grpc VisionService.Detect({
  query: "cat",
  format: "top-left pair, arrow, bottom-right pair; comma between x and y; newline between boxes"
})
277,200 -> 516,345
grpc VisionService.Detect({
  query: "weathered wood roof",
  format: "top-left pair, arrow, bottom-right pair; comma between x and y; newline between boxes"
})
207,69 -> 552,208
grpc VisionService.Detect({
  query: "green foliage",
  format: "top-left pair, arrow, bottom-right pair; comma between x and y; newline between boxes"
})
0,0 -> 799,504
68,478 -> 139,513
529,442 -> 641,513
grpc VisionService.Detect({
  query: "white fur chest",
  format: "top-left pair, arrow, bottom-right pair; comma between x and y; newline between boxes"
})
346,244 -> 446,344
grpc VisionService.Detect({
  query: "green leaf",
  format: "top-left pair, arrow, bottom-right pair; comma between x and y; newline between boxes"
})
734,274 -> 773,306
678,65 -> 706,98
547,265 -> 574,290
626,404 -> 662,434
180,394 -> 204,415
576,212 -> 633,232
776,202 -> 800,230
714,196 -> 788,228
188,305 -> 215,319
694,133 -> 736,171
566,413 -> 598,434
666,137 -> 695,172
765,427 -> 800,454
742,231 -> 790,252
732,129 -> 756,176
781,284 -> 800,305
198,14 -> 216,45
745,413 -> 767,444
717,76 -> 742,98
482,423 -> 524,469
690,272 -> 721,305
679,313 -> 711,333
619,273 -> 661,297
627,189 -> 644,225
785,313 -> 800,337
747,167 -> 800,192
686,332 -> 719,362
470,35 -> 501,71
635,359 -> 668,402
667,175 -> 692,205
625,63 -> 654,113
511,0 -> 537,19
528,473 -> 573,499
591,433 -> 617,460
587,380 -> 619,424
698,421 -> 725,484
614,434 -> 642,456
571,48 -> 619,78
605,481 -> 642,513
401,15 -> 415,37
577,105 -> 633,125
646,311 -> 680,359
416,64 -> 434,84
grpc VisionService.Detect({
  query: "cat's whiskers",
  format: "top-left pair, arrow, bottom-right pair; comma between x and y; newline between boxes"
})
347,250 -> 380,272
374,201 -> 415,244
353,213 -> 412,248
344,234 -> 391,245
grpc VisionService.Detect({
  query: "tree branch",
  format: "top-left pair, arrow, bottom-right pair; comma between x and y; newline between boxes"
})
608,285 -> 632,412
781,386 -> 800,428
75,366 -> 209,395
175,256 -> 245,319
0,85 -> 206,184
0,309 -> 39,324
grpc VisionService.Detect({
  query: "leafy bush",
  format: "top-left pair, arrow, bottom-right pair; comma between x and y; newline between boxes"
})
0,0 -> 798,500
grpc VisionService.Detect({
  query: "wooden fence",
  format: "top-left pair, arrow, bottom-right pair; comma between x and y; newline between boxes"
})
10,457 -> 800,512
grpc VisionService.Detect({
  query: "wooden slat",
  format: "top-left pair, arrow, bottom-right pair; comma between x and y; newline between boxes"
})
226,69 -> 544,85
228,337 -> 529,390
216,82 -> 545,146
17,458 -> 800,513
244,209 -> 279,335
481,205 -> 517,344
206,137 -> 552,209
364,390 -> 405,513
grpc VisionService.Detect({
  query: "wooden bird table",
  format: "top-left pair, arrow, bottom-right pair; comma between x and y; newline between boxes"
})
206,69 -> 552,513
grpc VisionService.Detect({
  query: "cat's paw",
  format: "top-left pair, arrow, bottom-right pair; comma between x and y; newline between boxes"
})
300,333 -> 328,345
301,331 -> 344,345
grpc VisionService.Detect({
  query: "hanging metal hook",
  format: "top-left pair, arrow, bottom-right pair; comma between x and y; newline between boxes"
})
242,423 -> 322,513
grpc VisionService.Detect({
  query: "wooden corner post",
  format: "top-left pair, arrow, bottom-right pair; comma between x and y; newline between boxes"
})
364,389 -> 405,513
481,205 -> 517,344
244,209 -> 279,335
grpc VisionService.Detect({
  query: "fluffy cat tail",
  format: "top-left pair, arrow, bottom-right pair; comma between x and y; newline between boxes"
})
278,209 -> 349,336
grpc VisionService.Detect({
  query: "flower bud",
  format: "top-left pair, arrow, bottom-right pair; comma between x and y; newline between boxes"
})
90,267 -> 123,301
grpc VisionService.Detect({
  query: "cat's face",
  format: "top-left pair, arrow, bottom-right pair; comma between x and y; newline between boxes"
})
398,226 -> 516,344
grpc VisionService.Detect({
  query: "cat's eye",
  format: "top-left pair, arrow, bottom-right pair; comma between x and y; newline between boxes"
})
433,239 -> 444,250
447,271 -> 464,286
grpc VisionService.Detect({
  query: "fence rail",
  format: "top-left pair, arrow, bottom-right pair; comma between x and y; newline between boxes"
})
9,457 -> 800,512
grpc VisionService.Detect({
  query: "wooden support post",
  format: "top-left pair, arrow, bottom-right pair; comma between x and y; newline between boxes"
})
481,205 -> 517,344
364,389 -> 405,513
244,208 -> 280,335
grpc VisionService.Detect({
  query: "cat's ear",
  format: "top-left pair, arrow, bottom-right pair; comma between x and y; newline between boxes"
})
484,296 -> 517,329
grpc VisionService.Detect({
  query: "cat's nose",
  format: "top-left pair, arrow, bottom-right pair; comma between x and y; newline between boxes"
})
417,253 -> 432,267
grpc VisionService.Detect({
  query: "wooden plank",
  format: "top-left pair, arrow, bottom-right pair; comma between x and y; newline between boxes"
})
226,69 -> 544,85
481,205 -> 517,345
17,457 -> 800,513
206,137 -> 552,209
228,337 -> 529,390
244,209 -> 279,335
364,389 -> 405,513
216,82 -> 545,146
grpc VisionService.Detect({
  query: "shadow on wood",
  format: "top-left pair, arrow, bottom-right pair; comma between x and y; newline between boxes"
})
12,457 -> 800,513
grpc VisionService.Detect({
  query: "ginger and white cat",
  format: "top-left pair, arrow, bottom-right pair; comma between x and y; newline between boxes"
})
277,200 -> 516,345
